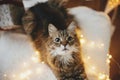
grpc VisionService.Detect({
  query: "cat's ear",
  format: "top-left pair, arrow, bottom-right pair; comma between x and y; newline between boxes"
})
67,22 -> 76,33
48,24 -> 58,37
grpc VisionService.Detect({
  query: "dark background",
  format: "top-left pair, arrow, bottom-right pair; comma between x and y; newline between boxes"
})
0,0 -> 120,80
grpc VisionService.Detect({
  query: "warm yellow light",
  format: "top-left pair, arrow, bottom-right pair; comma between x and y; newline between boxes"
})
19,70 -> 32,79
31,56 -> 37,62
98,73 -> 110,80
80,38 -> 86,44
91,41 -> 95,45
106,77 -> 111,80
3,74 -> 7,77
31,50 -> 40,63
87,56 -> 91,60
5,34 -> 111,80
91,66 -> 96,70
88,66 -> 97,74
20,73 -> 26,79
105,0 -> 120,13
106,59 -> 111,64
89,41 -> 95,48
100,43 -> 104,47
106,54 -> 112,64
12,74 -> 16,78
98,43 -> 105,48
35,50 -> 40,55
36,68 -> 42,74
98,73 -> 106,80
80,34 -> 84,38
108,55 -> 112,59
41,61 -> 45,64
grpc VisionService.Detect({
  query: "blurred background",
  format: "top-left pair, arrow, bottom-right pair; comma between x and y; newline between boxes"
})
0,0 -> 120,80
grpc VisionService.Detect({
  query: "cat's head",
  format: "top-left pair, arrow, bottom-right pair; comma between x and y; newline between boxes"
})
47,22 -> 80,56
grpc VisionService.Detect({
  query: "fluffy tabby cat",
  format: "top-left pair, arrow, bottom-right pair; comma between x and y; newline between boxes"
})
22,0 -> 88,80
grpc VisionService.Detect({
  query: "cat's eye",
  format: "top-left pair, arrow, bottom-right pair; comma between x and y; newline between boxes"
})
67,36 -> 74,42
55,38 -> 60,43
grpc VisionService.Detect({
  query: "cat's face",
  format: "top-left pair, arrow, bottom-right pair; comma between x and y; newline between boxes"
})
47,22 -> 80,57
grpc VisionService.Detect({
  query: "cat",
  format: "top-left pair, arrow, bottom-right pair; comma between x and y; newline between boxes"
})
22,0 -> 88,80
46,23 -> 88,80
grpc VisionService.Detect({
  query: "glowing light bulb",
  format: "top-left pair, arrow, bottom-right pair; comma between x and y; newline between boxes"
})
35,50 -> 39,55
105,0 -> 120,13
31,56 -> 37,61
89,41 -> 95,48
31,50 -> 40,63
100,43 -> 104,47
88,66 -> 97,74
12,74 -> 16,78
91,41 -> 95,45
98,43 -> 105,48
106,77 -> 111,80
106,59 -> 111,64
80,38 -> 86,44
19,70 -> 32,79
91,66 -> 96,70
41,61 -> 45,64
106,54 -> 112,64
98,73 -> 106,80
80,34 -> 84,38
108,55 -> 112,59
87,56 -> 91,60
3,74 -> 7,77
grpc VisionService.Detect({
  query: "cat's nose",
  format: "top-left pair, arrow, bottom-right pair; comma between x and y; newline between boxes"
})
62,41 -> 67,47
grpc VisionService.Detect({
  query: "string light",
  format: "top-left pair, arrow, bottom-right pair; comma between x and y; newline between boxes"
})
1,49 -> 45,80
3,32 -> 111,80
41,61 -> 45,64
98,73 -> 110,80
3,74 -> 7,77
12,74 -> 16,78
19,70 -> 32,79
90,66 -> 97,74
106,59 -> 111,64
106,78 -> 111,80
98,73 -> 106,80
31,50 -> 40,63
80,38 -> 86,44
35,50 -> 39,55
108,54 -> 112,59
106,54 -> 112,64
87,56 -> 91,60
78,33 -> 111,80
91,66 -> 96,70
80,34 -> 84,38
89,41 -> 95,48
105,0 -> 120,13
100,43 -> 104,47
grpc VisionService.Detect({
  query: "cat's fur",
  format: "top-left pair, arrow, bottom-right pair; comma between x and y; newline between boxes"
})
46,23 -> 88,80
22,0 -> 87,80
22,1 -> 71,63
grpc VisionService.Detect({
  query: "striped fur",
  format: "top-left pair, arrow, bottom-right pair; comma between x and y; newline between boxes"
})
22,1 -> 87,80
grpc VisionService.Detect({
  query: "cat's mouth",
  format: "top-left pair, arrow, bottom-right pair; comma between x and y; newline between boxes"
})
62,48 -> 68,51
